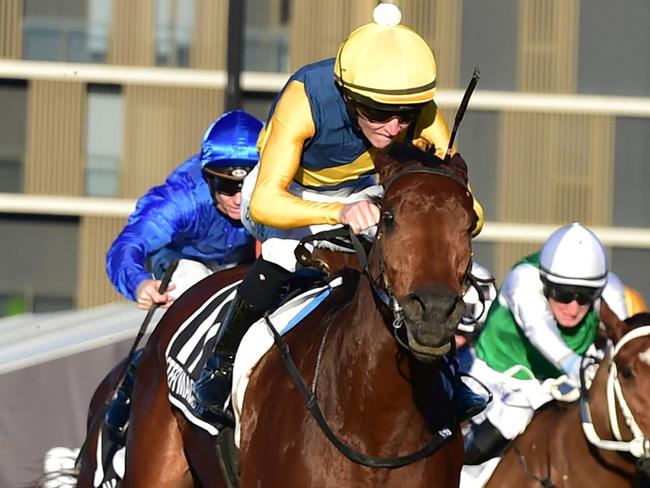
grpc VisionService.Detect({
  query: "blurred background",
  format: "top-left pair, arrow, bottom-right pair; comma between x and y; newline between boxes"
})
0,0 -> 648,486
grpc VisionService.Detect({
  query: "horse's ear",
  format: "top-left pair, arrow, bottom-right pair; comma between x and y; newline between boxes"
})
446,153 -> 469,184
600,299 -> 630,344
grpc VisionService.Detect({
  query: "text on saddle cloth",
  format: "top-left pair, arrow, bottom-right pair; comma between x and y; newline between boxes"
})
165,277 -> 343,437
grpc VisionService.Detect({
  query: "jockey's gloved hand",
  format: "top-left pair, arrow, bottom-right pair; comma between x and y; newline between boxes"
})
560,353 -> 583,384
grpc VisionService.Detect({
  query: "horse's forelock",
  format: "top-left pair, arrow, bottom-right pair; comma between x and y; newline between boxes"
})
375,142 -> 445,184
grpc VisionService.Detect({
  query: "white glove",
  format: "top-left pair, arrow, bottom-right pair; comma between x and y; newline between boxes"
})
543,375 -> 580,402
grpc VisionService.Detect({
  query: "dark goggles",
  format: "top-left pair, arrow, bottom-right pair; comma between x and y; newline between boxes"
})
353,102 -> 423,124
543,282 -> 601,305
206,175 -> 244,197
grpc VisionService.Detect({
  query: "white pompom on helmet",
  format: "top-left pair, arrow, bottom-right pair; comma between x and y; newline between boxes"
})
539,223 -> 608,289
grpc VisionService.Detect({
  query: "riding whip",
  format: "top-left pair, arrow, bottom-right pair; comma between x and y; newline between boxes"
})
75,260 -> 178,468
445,67 -> 480,158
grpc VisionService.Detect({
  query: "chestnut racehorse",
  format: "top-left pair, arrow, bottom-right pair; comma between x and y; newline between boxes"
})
485,304 -> 650,488
80,144 -> 477,487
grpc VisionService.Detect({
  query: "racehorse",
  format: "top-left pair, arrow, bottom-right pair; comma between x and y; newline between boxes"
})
485,303 -> 650,488
80,143 -> 478,487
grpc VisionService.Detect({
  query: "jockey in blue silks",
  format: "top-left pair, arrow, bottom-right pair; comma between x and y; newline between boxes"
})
103,109 -> 263,440
106,109 -> 263,309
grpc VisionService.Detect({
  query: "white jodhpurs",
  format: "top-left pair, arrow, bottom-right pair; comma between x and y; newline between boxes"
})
240,165 -> 383,272
168,259 -> 234,299
468,358 -> 554,440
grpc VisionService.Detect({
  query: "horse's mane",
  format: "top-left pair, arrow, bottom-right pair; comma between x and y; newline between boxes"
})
378,141 -> 469,185
624,311 -> 650,329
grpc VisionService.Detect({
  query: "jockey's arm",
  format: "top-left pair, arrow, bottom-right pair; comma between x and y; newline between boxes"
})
502,264 -> 577,370
250,81 -> 344,228
414,108 -> 484,237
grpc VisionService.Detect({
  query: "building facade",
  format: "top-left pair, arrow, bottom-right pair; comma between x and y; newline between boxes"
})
0,0 -> 649,314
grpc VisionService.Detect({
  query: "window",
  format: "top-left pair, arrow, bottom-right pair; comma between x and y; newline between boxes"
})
85,84 -> 123,197
155,0 -> 195,67
23,0 -> 111,63
578,1 -> 650,96
0,80 -> 27,193
0,215 -> 79,315
245,0 -> 289,72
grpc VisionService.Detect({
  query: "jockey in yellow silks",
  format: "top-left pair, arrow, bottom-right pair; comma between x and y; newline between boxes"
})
192,3 -> 487,425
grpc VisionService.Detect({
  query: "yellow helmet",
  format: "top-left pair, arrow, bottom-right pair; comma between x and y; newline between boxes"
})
334,3 -> 437,108
624,286 -> 649,316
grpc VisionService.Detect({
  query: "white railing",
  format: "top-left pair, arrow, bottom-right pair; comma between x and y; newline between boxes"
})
1,193 -> 650,249
2,59 -> 650,116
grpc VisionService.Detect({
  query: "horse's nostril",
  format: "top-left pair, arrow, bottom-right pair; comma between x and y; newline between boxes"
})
403,295 -> 425,320
447,297 -> 463,318
402,288 -> 463,324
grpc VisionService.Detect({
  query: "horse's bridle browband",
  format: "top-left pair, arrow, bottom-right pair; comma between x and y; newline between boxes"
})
265,165 -> 476,467
380,160 -> 469,193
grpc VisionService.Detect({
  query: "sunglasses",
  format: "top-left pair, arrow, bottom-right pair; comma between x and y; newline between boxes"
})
544,284 -> 600,305
207,175 -> 243,197
354,103 -> 422,124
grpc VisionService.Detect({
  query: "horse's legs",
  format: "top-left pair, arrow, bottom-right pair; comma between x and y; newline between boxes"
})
122,348 -> 194,488
177,414 -> 229,487
76,358 -> 127,488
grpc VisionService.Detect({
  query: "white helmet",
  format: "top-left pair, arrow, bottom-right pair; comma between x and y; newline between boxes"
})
539,223 -> 608,289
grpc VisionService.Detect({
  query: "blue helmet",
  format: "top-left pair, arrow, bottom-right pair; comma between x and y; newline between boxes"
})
200,110 -> 263,192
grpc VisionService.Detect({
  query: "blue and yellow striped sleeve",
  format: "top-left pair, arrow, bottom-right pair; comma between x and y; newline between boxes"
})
250,81 -> 344,228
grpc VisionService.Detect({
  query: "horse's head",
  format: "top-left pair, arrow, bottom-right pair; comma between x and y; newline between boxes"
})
599,301 -> 650,462
369,142 -> 476,362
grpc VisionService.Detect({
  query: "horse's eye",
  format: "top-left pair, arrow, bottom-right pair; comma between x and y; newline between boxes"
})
619,364 -> 634,380
382,211 -> 394,225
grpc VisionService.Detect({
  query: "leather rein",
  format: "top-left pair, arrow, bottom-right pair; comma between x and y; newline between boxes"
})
264,163 -> 473,468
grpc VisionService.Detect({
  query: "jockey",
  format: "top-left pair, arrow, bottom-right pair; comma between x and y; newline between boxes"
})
106,110 -> 263,309
464,222 -> 629,464
193,3 -> 488,425
103,110 -> 263,439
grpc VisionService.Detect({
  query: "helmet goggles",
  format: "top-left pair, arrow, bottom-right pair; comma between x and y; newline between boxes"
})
353,101 -> 422,124
542,278 -> 601,305
203,166 -> 249,196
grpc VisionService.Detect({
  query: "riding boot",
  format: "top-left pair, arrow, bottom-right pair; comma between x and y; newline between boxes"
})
192,258 -> 291,425
105,349 -> 144,445
463,419 -> 509,465
442,342 -> 488,423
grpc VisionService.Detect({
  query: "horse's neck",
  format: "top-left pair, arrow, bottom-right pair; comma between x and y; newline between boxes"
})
319,277 -> 438,425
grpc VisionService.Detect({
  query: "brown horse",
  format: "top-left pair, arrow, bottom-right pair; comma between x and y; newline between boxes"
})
485,303 -> 650,488
86,144 -> 476,487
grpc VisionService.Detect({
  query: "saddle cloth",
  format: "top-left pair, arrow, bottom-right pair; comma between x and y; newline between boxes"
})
166,277 -> 343,437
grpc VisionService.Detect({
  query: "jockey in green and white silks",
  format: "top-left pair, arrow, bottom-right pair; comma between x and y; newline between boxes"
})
466,223 -> 628,461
